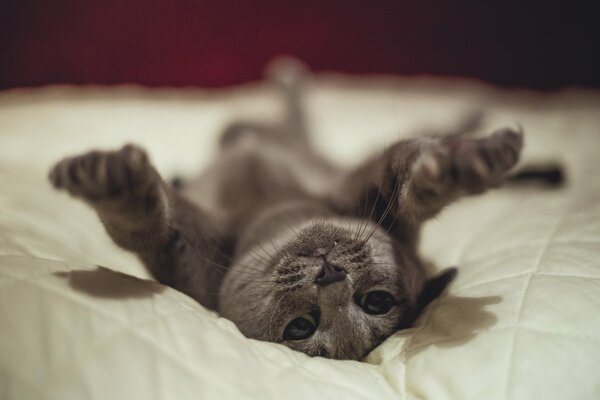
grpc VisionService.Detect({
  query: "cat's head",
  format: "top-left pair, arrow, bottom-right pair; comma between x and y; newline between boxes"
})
219,216 -> 454,360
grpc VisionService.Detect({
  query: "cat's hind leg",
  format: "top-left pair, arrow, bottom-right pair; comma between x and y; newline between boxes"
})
219,58 -> 310,151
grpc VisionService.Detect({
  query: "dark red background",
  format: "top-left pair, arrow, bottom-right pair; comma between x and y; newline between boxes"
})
1,0 -> 598,90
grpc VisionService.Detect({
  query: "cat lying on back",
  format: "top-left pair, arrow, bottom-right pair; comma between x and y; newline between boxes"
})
49,61 -> 523,360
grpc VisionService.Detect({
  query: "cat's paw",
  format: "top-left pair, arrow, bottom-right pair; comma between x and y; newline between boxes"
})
411,126 -> 524,199
49,144 -> 158,204
455,126 -> 523,192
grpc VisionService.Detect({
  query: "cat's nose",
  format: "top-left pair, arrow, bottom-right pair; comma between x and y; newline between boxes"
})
316,261 -> 347,287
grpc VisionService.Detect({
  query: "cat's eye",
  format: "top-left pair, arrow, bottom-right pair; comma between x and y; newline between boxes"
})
358,291 -> 396,315
283,313 -> 317,341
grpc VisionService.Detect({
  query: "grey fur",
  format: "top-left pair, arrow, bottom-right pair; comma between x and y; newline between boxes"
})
49,60 -> 523,360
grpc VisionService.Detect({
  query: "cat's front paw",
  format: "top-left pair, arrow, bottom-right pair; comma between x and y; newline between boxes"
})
411,126 -> 524,199
453,126 -> 524,192
49,144 -> 158,204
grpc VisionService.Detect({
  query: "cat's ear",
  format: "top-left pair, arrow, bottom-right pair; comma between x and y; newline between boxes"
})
398,267 -> 457,329
416,267 -> 457,309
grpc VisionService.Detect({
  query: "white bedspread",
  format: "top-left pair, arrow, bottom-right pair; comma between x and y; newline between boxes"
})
1,77 -> 599,399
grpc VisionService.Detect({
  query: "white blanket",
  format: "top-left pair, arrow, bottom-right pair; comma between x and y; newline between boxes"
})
1,77 -> 599,399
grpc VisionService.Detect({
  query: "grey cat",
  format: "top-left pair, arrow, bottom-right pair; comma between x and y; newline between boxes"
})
49,61 -> 523,360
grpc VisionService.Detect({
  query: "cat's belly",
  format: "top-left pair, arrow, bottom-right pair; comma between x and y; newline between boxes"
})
183,135 -> 339,222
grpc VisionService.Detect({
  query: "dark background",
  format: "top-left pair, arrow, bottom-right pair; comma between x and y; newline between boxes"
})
1,0 -> 598,90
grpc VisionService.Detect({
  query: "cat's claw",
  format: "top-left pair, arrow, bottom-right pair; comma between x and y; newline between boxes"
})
49,144 -> 157,203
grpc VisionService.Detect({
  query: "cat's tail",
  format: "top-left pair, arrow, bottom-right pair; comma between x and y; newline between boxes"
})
265,56 -> 311,148
506,163 -> 565,187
